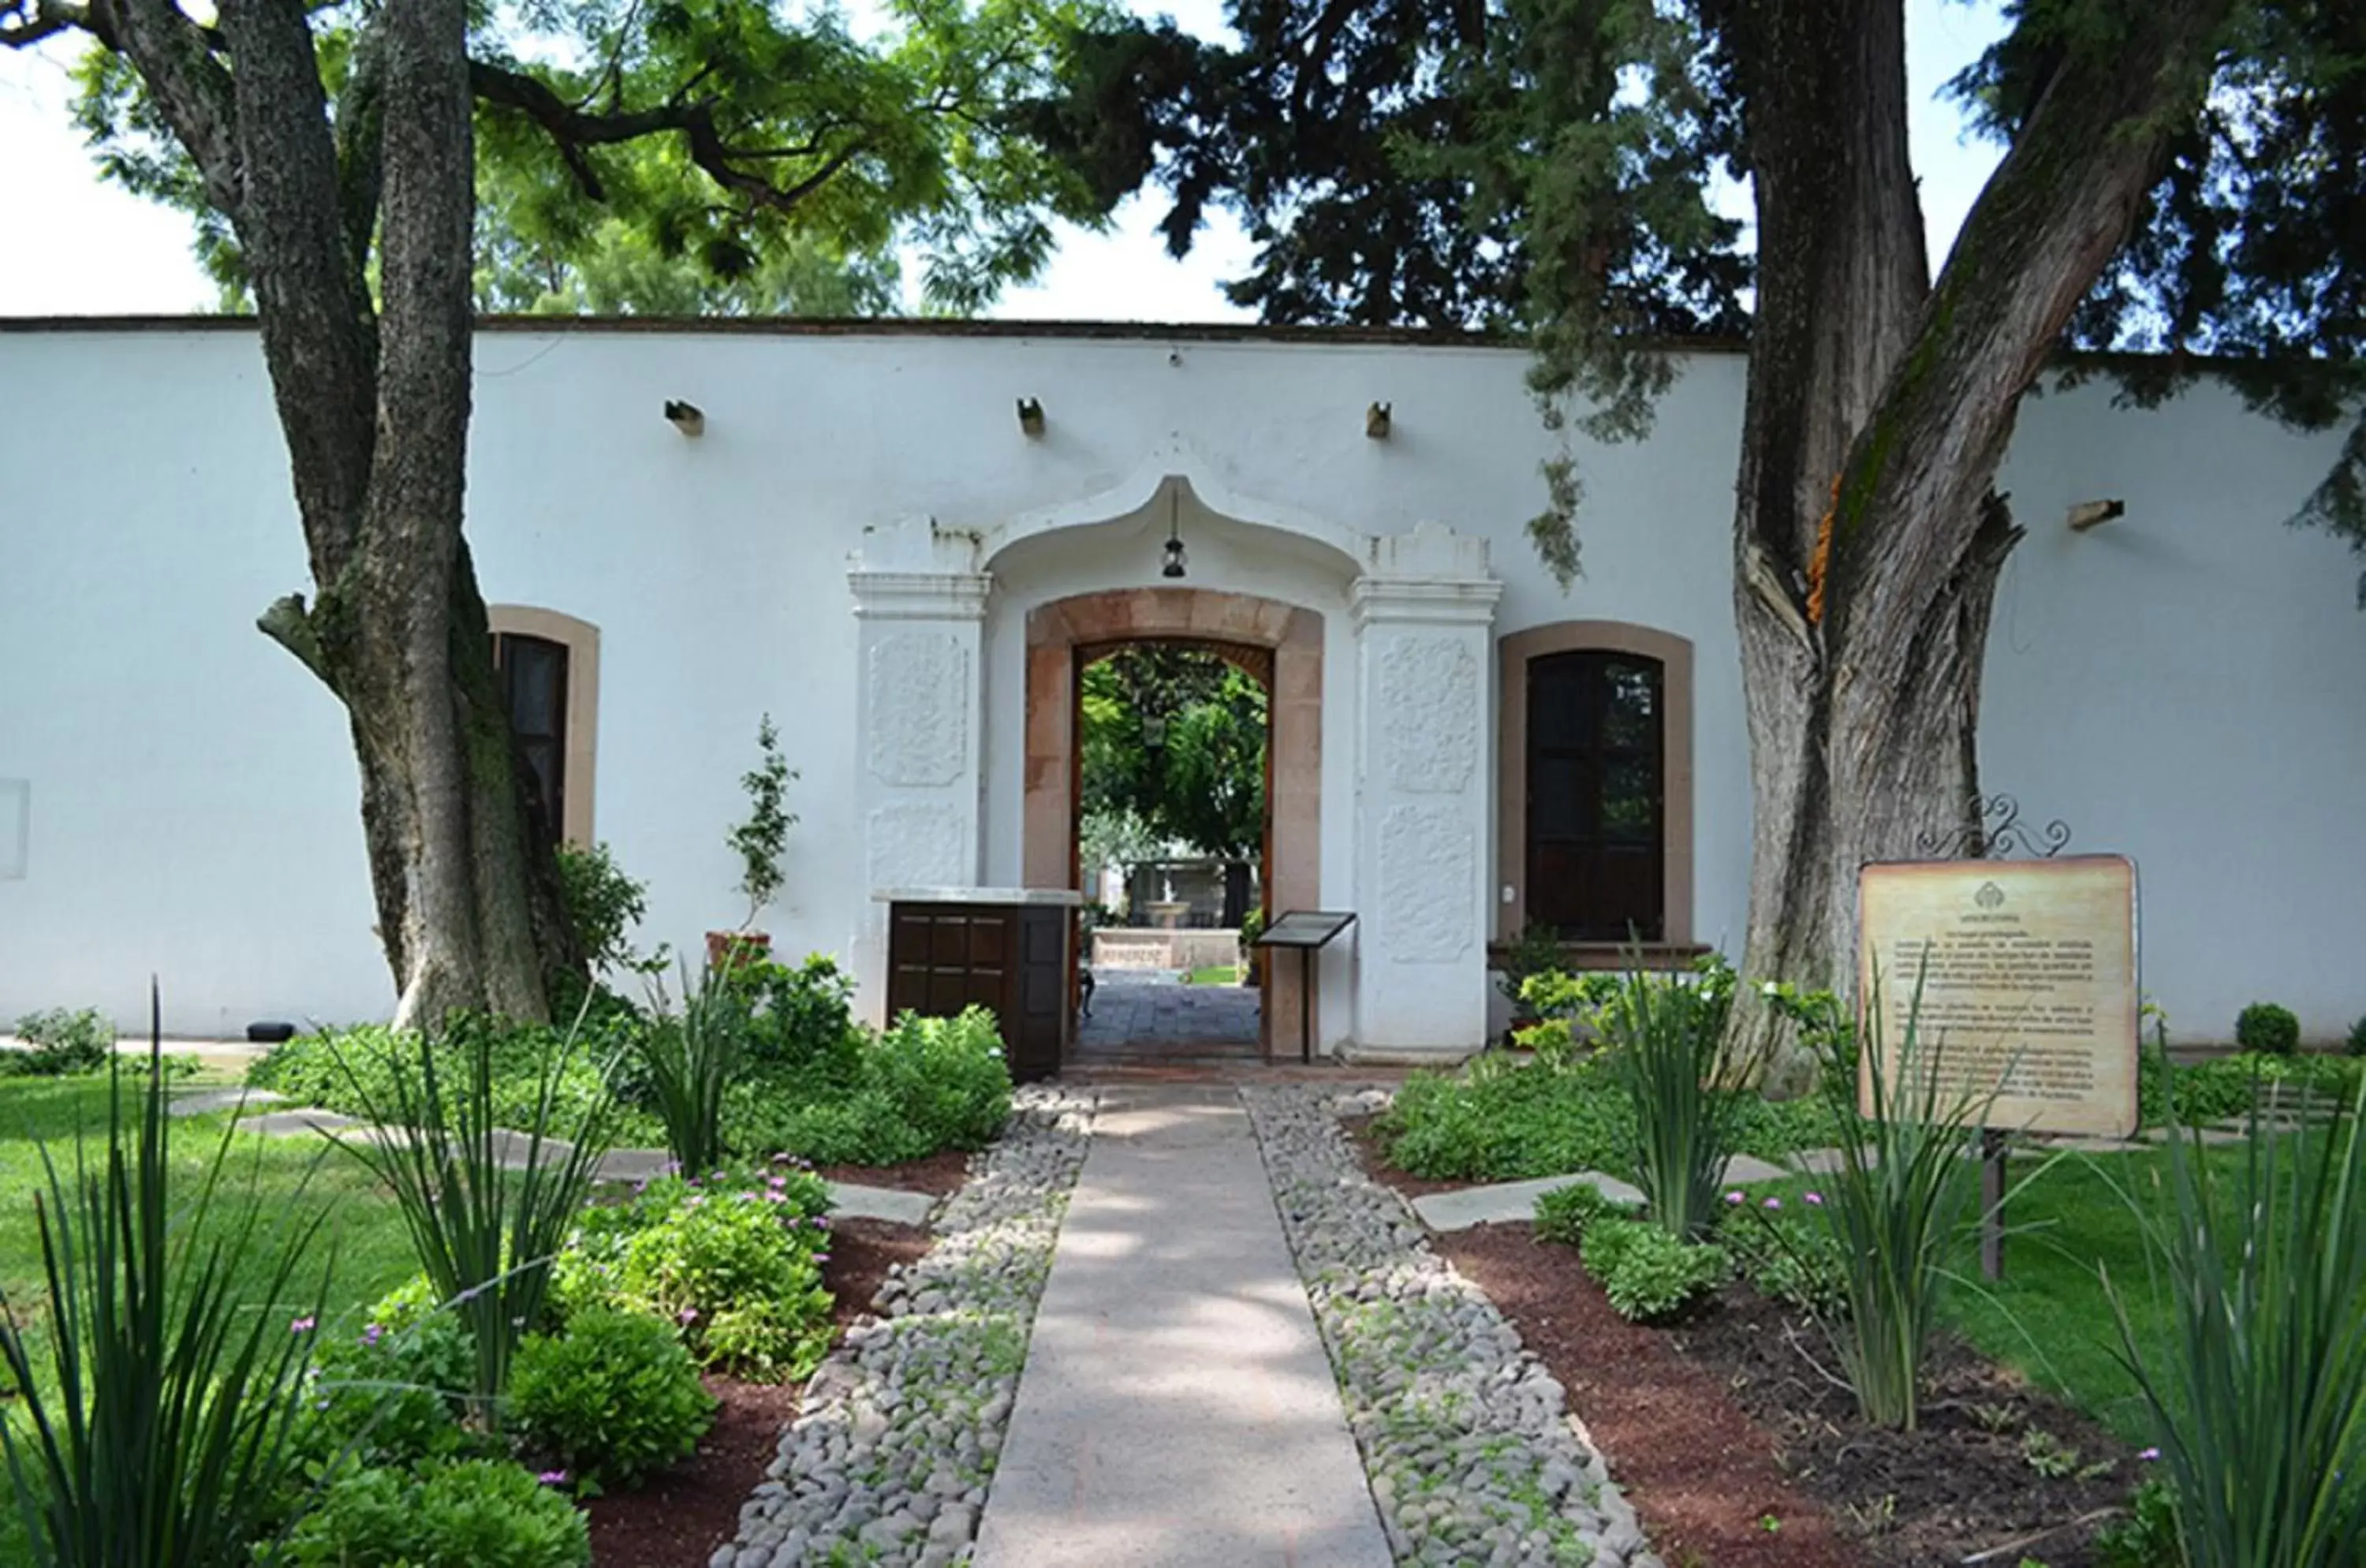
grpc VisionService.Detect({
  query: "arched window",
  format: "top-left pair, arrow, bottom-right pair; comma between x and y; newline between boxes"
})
487,607 -> 600,848
1498,622 -> 1694,951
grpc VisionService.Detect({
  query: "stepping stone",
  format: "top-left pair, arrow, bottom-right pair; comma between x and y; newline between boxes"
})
827,1182 -> 935,1226
1410,1171 -> 1644,1232
1719,1152 -> 1793,1185
240,1108 -> 363,1137
166,1086 -> 287,1118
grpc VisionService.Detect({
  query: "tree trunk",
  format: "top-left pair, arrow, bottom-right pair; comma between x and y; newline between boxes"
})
1723,0 -> 2234,1088
203,0 -> 580,1027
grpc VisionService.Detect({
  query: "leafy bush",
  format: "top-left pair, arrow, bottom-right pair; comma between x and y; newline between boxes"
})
728,713 -> 798,925
249,1011 -> 660,1146
7,1008 -> 114,1077
1578,1217 -> 1728,1322
2093,1479 -> 2181,1568
2234,1001 -> 2300,1056
270,1457 -> 589,1567
1600,957 -> 1757,1239
2349,1014 -> 2366,1058
555,840 -> 669,980
1532,1181 -> 1631,1245
301,1278 -> 476,1468
596,1169 -> 837,1380
511,1308 -> 717,1491
0,1025 -> 331,1567
325,1017 -> 621,1424
640,964 -> 752,1175
732,954 -> 864,1079
725,1006 -> 1011,1166
1721,1193 -> 1850,1315
2104,1079 -> 2366,1568
2140,1051 -> 2365,1129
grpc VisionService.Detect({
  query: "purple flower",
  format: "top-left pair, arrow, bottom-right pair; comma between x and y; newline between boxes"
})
361,1323 -> 383,1347
2138,1447 -> 2161,1462
678,1306 -> 700,1323
685,1194 -> 706,1208
767,1174 -> 788,1189
711,1170 -> 729,1182
537,1469 -> 569,1487
1762,1197 -> 1782,1210
1803,1193 -> 1823,1206
763,1190 -> 787,1203
1724,1191 -> 1745,1205
813,1253 -> 831,1264
289,1316 -> 316,1335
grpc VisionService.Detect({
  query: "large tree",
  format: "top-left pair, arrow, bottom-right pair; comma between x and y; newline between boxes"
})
1035,0 -> 2366,1073
4,0 -> 1103,1026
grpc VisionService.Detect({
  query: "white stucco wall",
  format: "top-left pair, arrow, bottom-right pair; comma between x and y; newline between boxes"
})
0,321 -> 2359,1044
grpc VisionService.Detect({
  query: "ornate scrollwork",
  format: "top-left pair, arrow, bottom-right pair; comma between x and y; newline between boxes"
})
1914,793 -> 2072,861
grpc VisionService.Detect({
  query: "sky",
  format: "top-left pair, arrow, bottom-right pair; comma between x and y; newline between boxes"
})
0,1 -> 2010,322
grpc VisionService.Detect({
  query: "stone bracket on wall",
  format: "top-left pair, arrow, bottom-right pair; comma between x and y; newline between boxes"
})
1350,521 -> 1502,1057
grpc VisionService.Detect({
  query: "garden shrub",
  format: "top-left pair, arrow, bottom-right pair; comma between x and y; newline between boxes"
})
2092,1479 -> 2180,1568
1532,1180 -> 1633,1245
2234,1001 -> 2300,1056
733,954 -> 865,1081
270,1458 -> 588,1567
2143,1051 -> 2364,1129
554,841 -> 668,982
1721,1193 -> 1850,1315
7,1008 -> 114,1076
723,1005 -> 1011,1166
510,1308 -> 716,1491
1578,1217 -> 1727,1322
301,1279 -> 475,1467
606,1170 -> 836,1380
248,1012 -> 661,1147
2350,1014 -> 2366,1058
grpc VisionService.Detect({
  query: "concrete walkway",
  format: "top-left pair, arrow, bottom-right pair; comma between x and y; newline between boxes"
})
973,1085 -> 1390,1568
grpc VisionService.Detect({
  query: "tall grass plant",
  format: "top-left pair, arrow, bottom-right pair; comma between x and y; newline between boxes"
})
1602,955 -> 1745,1239
641,963 -> 752,1174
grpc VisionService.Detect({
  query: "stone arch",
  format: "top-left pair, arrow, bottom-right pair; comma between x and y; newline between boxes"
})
1026,588 -> 1323,1058
1496,618 -> 1695,949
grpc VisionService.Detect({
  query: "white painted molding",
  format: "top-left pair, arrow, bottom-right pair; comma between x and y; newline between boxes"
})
847,570 -> 993,621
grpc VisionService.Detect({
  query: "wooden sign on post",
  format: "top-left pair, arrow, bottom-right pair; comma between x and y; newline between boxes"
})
1857,855 -> 2141,1276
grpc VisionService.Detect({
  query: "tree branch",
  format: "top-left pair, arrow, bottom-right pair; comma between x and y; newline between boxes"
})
257,593 -> 334,687
0,0 -> 92,48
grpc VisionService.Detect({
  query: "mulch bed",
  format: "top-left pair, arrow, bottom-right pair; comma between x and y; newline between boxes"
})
1435,1224 -> 2140,1568
815,1148 -> 972,1196
584,1216 -> 935,1566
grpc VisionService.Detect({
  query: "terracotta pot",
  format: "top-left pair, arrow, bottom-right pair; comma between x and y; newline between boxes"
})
705,930 -> 772,972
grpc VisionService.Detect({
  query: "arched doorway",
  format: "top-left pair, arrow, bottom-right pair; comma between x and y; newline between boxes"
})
1024,588 -> 1322,1061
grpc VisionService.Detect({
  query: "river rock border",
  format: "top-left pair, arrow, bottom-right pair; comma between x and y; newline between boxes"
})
712,1085 -> 1098,1568
1243,1085 -> 1663,1568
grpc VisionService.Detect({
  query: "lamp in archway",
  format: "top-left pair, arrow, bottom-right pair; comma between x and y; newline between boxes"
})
1161,487 -> 1189,579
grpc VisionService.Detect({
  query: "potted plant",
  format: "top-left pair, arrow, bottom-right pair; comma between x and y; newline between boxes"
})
708,714 -> 797,972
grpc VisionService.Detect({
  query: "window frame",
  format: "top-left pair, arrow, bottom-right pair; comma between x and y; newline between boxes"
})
486,605 -> 600,849
1495,621 -> 1693,950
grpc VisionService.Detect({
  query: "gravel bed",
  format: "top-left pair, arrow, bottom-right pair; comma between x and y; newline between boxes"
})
1244,1085 -> 1663,1568
711,1085 -> 1097,1568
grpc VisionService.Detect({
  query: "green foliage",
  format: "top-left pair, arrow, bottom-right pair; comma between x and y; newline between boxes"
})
641,964 -> 752,1177
300,1279 -> 476,1469
5,1010 -> 114,1078
1532,1181 -> 1629,1245
511,1308 -> 717,1492
323,1018 -> 620,1424
74,0 -> 1108,316
2350,1014 -> 2366,1058
728,714 -> 799,927
2139,1049 -> 2365,1129
270,1457 -> 589,1568
1761,981 -> 1859,1100
554,842 -> 669,980
1599,956 -> 1749,1240
1495,923 -> 1570,1021
730,954 -> 864,1081
725,1006 -> 1011,1167
611,1182 -> 835,1381
0,1025 -> 333,1567
1721,1193 -> 1849,1316
1800,971 -> 1992,1431
248,1013 -> 659,1147
1578,1216 -> 1727,1323
1078,647 -> 1267,860
2234,1001 -> 2301,1057
2102,1077 -> 2366,1568
2093,1479 -> 2182,1568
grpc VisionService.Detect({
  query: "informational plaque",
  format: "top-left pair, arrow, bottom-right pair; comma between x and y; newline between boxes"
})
1856,855 -> 2139,1138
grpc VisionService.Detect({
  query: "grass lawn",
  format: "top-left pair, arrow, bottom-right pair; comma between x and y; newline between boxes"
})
1184,965 -> 1242,986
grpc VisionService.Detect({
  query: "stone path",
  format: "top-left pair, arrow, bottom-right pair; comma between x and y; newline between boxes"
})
1076,971 -> 1261,1058
972,1084 -> 1391,1568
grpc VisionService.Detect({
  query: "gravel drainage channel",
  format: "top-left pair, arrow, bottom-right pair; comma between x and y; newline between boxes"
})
1243,1085 -> 1664,1568
710,1085 -> 1098,1568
